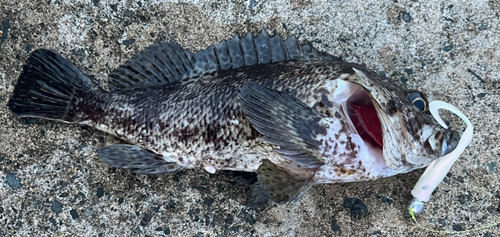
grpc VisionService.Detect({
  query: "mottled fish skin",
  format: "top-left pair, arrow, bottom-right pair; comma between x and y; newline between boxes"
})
81,60 -> 357,171
66,60 -> 445,178
7,30 -> 460,205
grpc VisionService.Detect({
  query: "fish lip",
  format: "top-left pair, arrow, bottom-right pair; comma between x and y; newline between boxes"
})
441,130 -> 460,156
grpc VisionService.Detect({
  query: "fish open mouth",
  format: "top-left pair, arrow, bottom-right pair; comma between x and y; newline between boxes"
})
344,84 -> 383,150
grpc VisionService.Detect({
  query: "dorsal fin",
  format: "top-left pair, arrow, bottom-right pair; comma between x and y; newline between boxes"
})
108,29 -> 341,92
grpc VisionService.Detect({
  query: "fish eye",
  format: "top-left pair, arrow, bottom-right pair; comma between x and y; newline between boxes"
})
406,91 -> 428,112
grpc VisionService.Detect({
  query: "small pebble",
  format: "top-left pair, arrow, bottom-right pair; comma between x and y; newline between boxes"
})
331,217 -> 341,232
70,209 -> 79,219
48,217 -> 56,225
487,162 -> 497,172
225,214 -> 233,225
1,19 -> 9,44
381,197 -> 393,205
168,200 -> 176,209
438,219 -> 446,227
51,201 -> 63,214
6,173 -> 22,190
477,93 -> 488,98
457,194 -> 468,204
203,197 -> 214,207
401,12 -> 412,23
452,224 -> 464,231
96,187 -> 104,198
123,39 -> 135,48
343,198 -> 368,219
478,24 -> 488,31
443,45 -> 453,52
400,75 -> 408,84
140,213 -> 152,226
248,0 -> 258,9
124,10 -> 134,17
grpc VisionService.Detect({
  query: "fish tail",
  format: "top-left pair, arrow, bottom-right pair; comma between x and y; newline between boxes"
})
7,49 -> 101,123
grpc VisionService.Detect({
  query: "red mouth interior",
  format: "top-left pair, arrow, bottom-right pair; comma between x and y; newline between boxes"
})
347,90 -> 383,148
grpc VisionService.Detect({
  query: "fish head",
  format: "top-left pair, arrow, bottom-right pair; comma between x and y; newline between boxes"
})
330,65 -> 460,172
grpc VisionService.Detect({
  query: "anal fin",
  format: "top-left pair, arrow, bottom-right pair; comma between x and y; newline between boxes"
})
248,160 -> 315,206
97,145 -> 183,174
247,182 -> 271,208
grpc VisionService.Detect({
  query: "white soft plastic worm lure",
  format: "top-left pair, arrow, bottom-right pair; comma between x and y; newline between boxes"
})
409,101 -> 474,215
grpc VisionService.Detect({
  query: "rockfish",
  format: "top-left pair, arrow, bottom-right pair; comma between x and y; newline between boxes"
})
7,30 -> 460,206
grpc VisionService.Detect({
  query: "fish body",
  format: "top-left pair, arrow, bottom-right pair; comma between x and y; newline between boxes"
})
7,30 -> 460,205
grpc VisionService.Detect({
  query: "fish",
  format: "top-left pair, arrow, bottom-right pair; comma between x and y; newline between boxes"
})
7,29 -> 460,206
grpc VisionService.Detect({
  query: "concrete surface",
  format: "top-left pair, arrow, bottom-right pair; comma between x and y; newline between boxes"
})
1,0 -> 500,236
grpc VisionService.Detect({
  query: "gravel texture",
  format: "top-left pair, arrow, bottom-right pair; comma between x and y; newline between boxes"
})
1,0 -> 500,236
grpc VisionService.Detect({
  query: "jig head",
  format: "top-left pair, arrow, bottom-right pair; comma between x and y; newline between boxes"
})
409,101 -> 473,215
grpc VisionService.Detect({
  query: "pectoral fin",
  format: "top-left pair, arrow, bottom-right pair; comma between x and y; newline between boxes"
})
239,82 -> 327,168
97,145 -> 183,174
247,160 -> 315,206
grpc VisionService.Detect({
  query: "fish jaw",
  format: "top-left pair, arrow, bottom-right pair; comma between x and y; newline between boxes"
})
308,66 -> 458,183
343,67 -> 456,171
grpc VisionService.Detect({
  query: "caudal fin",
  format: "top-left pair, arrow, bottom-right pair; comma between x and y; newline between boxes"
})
7,49 -> 99,122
